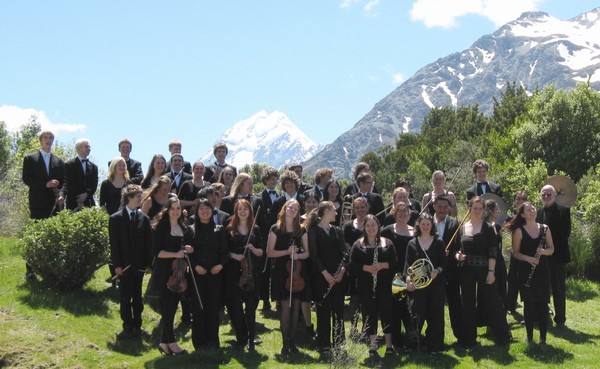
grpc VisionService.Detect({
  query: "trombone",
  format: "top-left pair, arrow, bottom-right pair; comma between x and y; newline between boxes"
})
340,195 -> 354,226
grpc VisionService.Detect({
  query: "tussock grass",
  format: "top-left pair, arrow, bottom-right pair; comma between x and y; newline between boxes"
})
1,236 -> 599,368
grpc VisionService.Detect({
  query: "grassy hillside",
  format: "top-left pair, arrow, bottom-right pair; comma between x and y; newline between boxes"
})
1,237 -> 599,369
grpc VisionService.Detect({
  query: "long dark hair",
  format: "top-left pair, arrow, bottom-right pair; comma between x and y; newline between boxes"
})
503,202 -> 532,232
229,199 -> 255,236
360,214 -> 381,246
141,154 -> 167,188
323,179 -> 342,204
303,201 -> 334,229
153,197 -> 187,230
415,213 -> 436,237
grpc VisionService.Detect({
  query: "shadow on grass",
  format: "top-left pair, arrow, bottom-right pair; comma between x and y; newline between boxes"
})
550,325 -> 600,344
143,345 -> 269,369
401,351 -> 461,368
566,279 -> 599,302
468,343 -> 516,367
523,342 -> 574,363
17,278 -> 114,316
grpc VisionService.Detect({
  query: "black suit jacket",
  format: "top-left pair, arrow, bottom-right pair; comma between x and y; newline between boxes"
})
166,161 -> 192,175
437,216 -> 460,272
204,163 -> 237,183
260,188 -> 279,228
108,157 -> 144,185
109,208 -> 153,271
22,151 -> 65,219
166,171 -> 192,193
63,157 -> 98,210
352,192 -> 385,224
220,194 -> 267,243
466,181 -> 503,201
271,194 -> 306,227
537,203 -> 571,263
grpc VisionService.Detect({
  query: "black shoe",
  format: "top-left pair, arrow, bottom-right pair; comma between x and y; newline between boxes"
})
368,349 -> 377,358
262,301 -> 272,311
131,327 -> 142,338
289,343 -> 300,354
158,344 -> 172,355
385,347 -> 395,357
280,344 -> 290,355
116,329 -> 131,339
247,339 -> 255,351
25,272 -> 37,282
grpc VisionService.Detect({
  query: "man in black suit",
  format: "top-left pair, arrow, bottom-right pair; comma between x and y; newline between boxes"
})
433,195 -> 464,344
63,138 -> 98,211
310,167 -> 333,200
204,143 -> 237,183
166,154 -> 192,194
466,159 -> 503,201
536,184 -> 571,328
22,130 -> 65,280
271,171 -> 306,226
165,140 -> 192,174
109,185 -> 153,339
351,172 -> 385,224
288,163 -> 313,195
108,139 -> 144,184
260,167 -> 280,228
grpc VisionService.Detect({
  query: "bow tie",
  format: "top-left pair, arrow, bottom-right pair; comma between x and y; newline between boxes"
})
81,159 -> 89,163
213,209 -> 218,216
216,162 -> 227,168
268,190 -> 277,196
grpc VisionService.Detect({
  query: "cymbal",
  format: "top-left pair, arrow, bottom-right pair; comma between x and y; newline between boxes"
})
480,193 -> 508,226
545,175 -> 577,208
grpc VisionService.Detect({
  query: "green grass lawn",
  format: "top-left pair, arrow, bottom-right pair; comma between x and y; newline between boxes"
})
1,236 -> 599,369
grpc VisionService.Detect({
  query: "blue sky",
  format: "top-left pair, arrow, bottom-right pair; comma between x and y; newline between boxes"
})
0,0 -> 595,174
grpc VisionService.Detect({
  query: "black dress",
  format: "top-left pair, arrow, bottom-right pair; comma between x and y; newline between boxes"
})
517,224 -> 550,341
270,225 -> 311,302
380,225 -> 413,346
151,221 -> 194,344
458,222 -> 510,346
350,239 -> 397,336
343,220 -> 363,296
99,179 -> 131,215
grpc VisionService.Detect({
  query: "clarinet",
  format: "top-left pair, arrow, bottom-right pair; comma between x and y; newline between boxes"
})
317,252 -> 348,306
524,226 -> 547,288
372,244 -> 379,299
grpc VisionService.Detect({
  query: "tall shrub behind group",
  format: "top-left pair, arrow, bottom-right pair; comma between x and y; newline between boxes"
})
21,207 -> 109,290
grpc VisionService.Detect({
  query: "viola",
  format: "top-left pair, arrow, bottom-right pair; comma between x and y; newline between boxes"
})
238,206 -> 260,292
167,243 -> 188,293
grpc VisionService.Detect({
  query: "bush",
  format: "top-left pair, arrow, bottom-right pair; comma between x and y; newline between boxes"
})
20,207 -> 109,290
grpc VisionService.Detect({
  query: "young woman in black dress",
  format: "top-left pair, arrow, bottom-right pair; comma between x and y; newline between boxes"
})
505,202 -> 554,344
100,157 -> 131,215
151,197 -> 193,355
404,213 -> 447,354
350,214 -> 397,357
141,154 -> 167,190
380,202 -> 414,349
305,201 -> 347,357
266,198 -> 310,355
141,176 -> 173,221
455,197 -> 511,347
189,198 -> 228,350
223,199 -> 264,350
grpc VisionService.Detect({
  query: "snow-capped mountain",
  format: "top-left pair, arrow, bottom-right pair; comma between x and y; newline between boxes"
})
200,110 -> 321,170
303,7 -> 600,178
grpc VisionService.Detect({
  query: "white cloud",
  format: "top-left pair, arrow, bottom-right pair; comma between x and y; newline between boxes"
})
0,105 -> 85,134
339,0 -> 359,9
364,0 -> 381,12
393,73 -> 405,84
410,0 -> 543,28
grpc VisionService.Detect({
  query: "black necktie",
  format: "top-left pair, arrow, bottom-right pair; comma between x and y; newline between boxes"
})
130,211 -> 136,221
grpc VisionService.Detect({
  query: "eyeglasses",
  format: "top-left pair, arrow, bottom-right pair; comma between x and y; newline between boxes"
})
541,193 -> 553,198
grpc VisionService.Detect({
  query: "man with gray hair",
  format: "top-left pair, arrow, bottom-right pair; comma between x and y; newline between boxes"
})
536,184 -> 571,328
63,138 -> 98,210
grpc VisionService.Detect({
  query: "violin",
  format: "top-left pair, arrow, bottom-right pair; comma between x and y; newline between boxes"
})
238,206 -> 260,292
285,239 -> 305,293
167,243 -> 188,293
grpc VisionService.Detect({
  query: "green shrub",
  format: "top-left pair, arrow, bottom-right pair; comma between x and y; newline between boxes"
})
20,207 -> 109,290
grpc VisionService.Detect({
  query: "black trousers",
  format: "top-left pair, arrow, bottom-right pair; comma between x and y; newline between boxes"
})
523,292 -> 549,340
460,266 -> 510,345
445,268 -> 464,343
506,255 -> 520,311
549,259 -> 567,325
225,288 -> 259,344
118,271 -> 145,330
316,280 -> 346,349
159,283 -> 181,343
360,284 -> 393,336
191,273 -> 222,349
413,279 -> 445,352
390,292 -> 412,347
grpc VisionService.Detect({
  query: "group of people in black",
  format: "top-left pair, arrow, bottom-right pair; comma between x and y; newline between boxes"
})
22,132 -> 572,359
